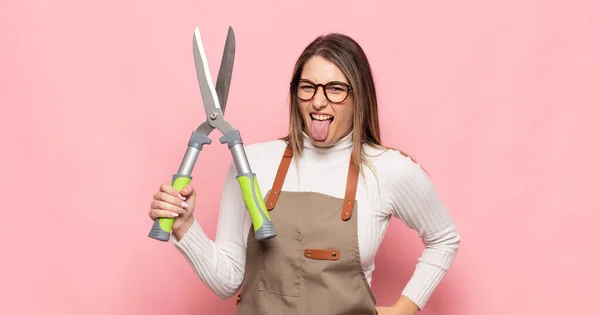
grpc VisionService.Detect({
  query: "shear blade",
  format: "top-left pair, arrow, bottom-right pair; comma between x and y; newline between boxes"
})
193,27 -> 222,119
215,26 -> 235,115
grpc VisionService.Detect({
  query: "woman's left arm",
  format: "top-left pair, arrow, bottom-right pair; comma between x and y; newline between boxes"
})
378,152 -> 462,314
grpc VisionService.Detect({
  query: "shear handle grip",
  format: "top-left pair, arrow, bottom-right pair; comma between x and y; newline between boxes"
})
237,172 -> 277,240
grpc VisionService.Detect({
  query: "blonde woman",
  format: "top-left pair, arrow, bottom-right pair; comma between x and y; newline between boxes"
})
149,33 -> 461,315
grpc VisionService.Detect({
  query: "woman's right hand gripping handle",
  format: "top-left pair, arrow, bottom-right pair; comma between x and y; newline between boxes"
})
148,183 -> 196,241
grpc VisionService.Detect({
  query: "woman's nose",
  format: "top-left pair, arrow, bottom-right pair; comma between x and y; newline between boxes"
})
311,86 -> 328,109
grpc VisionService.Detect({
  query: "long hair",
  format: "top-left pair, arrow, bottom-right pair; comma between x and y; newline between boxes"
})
281,33 -> 422,173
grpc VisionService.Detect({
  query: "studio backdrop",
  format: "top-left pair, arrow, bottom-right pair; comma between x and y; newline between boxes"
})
1,0 -> 598,314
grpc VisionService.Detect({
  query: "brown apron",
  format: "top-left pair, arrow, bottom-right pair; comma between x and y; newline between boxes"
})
237,145 -> 377,315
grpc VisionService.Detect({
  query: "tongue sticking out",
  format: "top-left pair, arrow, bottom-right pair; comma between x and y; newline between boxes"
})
311,119 -> 332,141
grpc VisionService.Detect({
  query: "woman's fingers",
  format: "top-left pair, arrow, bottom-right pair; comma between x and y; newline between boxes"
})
154,191 -> 187,208
148,183 -> 194,222
179,184 -> 195,198
148,208 -> 182,221
154,198 -> 186,212
158,183 -> 180,197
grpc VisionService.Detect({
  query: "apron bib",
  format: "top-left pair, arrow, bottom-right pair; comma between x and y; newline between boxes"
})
237,145 -> 377,315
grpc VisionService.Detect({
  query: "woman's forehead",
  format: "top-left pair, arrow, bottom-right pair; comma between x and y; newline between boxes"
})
301,56 -> 349,84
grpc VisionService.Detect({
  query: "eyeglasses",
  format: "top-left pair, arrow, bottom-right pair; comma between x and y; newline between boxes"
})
291,79 -> 353,104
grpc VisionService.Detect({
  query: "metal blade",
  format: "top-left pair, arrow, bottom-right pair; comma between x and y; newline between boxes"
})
215,26 -> 235,115
193,27 -> 221,121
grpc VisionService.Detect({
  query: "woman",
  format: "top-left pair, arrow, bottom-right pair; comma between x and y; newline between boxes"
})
148,33 -> 461,315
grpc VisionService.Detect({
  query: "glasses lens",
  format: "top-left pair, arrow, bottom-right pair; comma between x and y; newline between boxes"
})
324,82 -> 349,103
296,82 -> 316,101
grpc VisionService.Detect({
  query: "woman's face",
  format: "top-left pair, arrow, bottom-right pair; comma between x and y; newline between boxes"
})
297,55 -> 354,147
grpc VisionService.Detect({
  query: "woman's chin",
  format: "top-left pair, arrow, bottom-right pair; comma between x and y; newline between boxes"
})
311,139 -> 328,147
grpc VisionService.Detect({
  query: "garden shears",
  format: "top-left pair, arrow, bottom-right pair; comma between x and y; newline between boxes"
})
148,26 -> 277,242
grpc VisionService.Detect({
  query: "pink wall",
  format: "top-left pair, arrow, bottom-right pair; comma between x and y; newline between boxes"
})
2,0 -> 599,314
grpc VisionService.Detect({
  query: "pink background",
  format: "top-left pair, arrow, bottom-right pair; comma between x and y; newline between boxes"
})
2,0 -> 599,314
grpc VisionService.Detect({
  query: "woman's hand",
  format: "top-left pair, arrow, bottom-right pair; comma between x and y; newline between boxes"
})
148,183 -> 197,240
376,296 -> 420,315
376,306 -> 417,315
376,306 -> 416,315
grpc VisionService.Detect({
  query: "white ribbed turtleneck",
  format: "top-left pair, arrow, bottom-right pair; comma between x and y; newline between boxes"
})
172,132 -> 461,310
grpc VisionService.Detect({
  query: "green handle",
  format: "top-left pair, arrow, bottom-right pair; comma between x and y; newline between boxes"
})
237,172 -> 277,241
148,175 -> 192,242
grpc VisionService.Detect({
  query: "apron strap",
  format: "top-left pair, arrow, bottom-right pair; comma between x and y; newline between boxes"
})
266,145 -> 293,210
265,143 -> 359,221
341,156 -> 358,221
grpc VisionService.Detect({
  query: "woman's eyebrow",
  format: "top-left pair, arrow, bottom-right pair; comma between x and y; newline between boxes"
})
299,78 -> 349,85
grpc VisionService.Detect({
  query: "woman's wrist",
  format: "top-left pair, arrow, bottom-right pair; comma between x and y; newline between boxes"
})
172,217 -> 195,241
391,295 -> 420,314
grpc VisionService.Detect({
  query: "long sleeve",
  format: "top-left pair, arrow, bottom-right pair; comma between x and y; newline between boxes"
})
171,160 -> 251,299
385,151 -> 461,310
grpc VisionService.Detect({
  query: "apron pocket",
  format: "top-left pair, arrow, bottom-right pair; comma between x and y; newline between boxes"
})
258,235 -> 303,297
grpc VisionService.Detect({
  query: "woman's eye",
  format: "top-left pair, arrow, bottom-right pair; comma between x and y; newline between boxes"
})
328,85 -> 345,92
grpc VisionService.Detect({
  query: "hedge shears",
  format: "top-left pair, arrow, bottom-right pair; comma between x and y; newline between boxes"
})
148,26 -> 277,242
